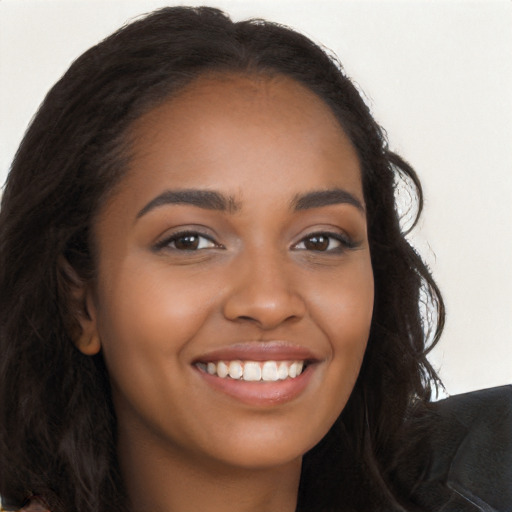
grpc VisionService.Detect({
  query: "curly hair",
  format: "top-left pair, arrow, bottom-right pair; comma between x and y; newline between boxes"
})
0,7 -> 444,512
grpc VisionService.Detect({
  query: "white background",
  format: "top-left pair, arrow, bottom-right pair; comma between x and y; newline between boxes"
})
1,0 -> 511,397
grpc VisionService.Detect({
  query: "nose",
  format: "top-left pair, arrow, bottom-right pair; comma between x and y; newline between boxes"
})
222,249 -> 306,330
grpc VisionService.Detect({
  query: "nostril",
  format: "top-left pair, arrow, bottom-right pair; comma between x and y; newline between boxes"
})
231,312 -> 302,329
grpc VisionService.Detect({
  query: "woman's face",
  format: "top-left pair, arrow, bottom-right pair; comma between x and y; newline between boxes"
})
80,74 -> 374,470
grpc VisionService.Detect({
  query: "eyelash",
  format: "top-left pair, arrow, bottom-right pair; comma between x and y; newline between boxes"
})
154,230 -> 221,252
292,231 -> 357,253
154,230 -> 356,253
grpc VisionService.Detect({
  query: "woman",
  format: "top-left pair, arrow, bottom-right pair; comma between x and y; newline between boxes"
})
0,6 -> 509,512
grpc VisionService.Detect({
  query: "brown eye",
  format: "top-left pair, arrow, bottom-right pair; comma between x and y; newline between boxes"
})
173,234 -> 202,250
156,232 -> 218,251
293,232 -> 354,253
303,235 -> 331,251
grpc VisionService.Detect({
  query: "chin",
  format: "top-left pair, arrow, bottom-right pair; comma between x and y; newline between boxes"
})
197,420 -> 329,472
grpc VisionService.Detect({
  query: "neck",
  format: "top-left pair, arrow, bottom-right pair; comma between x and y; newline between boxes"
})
118,427 -> 302,512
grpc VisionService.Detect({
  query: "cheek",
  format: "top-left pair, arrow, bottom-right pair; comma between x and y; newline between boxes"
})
309,256 -> 374,389
311,256 -> 374,338
92,263 -> 226,444
93,262 -> 216,388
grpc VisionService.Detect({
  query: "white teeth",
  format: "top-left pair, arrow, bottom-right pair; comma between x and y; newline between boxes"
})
289,361 -> 304,378
199,360 -> 306,381
228,361 -> 243,379
217,361 -> 229,378
261,361 -> 278,381
277,362 -> 289,380
243,362 -> 262,381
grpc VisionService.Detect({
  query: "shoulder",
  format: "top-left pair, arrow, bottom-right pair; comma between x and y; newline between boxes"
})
17,504 -> 50,512
394,385 -> 512,511
1,497 -> 50,512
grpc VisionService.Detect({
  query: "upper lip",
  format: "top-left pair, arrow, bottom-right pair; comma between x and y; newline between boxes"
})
193,341 -> 322,363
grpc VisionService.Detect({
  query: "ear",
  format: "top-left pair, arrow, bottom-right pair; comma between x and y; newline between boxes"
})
58,256 -> 101,356
75,287 -> 102,356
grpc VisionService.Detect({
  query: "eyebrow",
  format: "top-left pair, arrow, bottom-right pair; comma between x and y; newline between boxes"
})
136,186 -> 364,220
291,189 -> 365,212
136,189 -> 240,219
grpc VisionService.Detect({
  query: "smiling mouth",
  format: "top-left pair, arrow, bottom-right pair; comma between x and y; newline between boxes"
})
195,360 -> 307,382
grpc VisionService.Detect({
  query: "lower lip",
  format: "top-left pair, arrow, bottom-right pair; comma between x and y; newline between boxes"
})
195,365 -> 315,407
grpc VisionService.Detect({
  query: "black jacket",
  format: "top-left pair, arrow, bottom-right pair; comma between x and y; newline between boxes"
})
394,385 -> 512,511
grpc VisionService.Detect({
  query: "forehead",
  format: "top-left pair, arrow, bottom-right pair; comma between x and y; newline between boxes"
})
114,73 -> 363,208
137,72 -> 343,132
